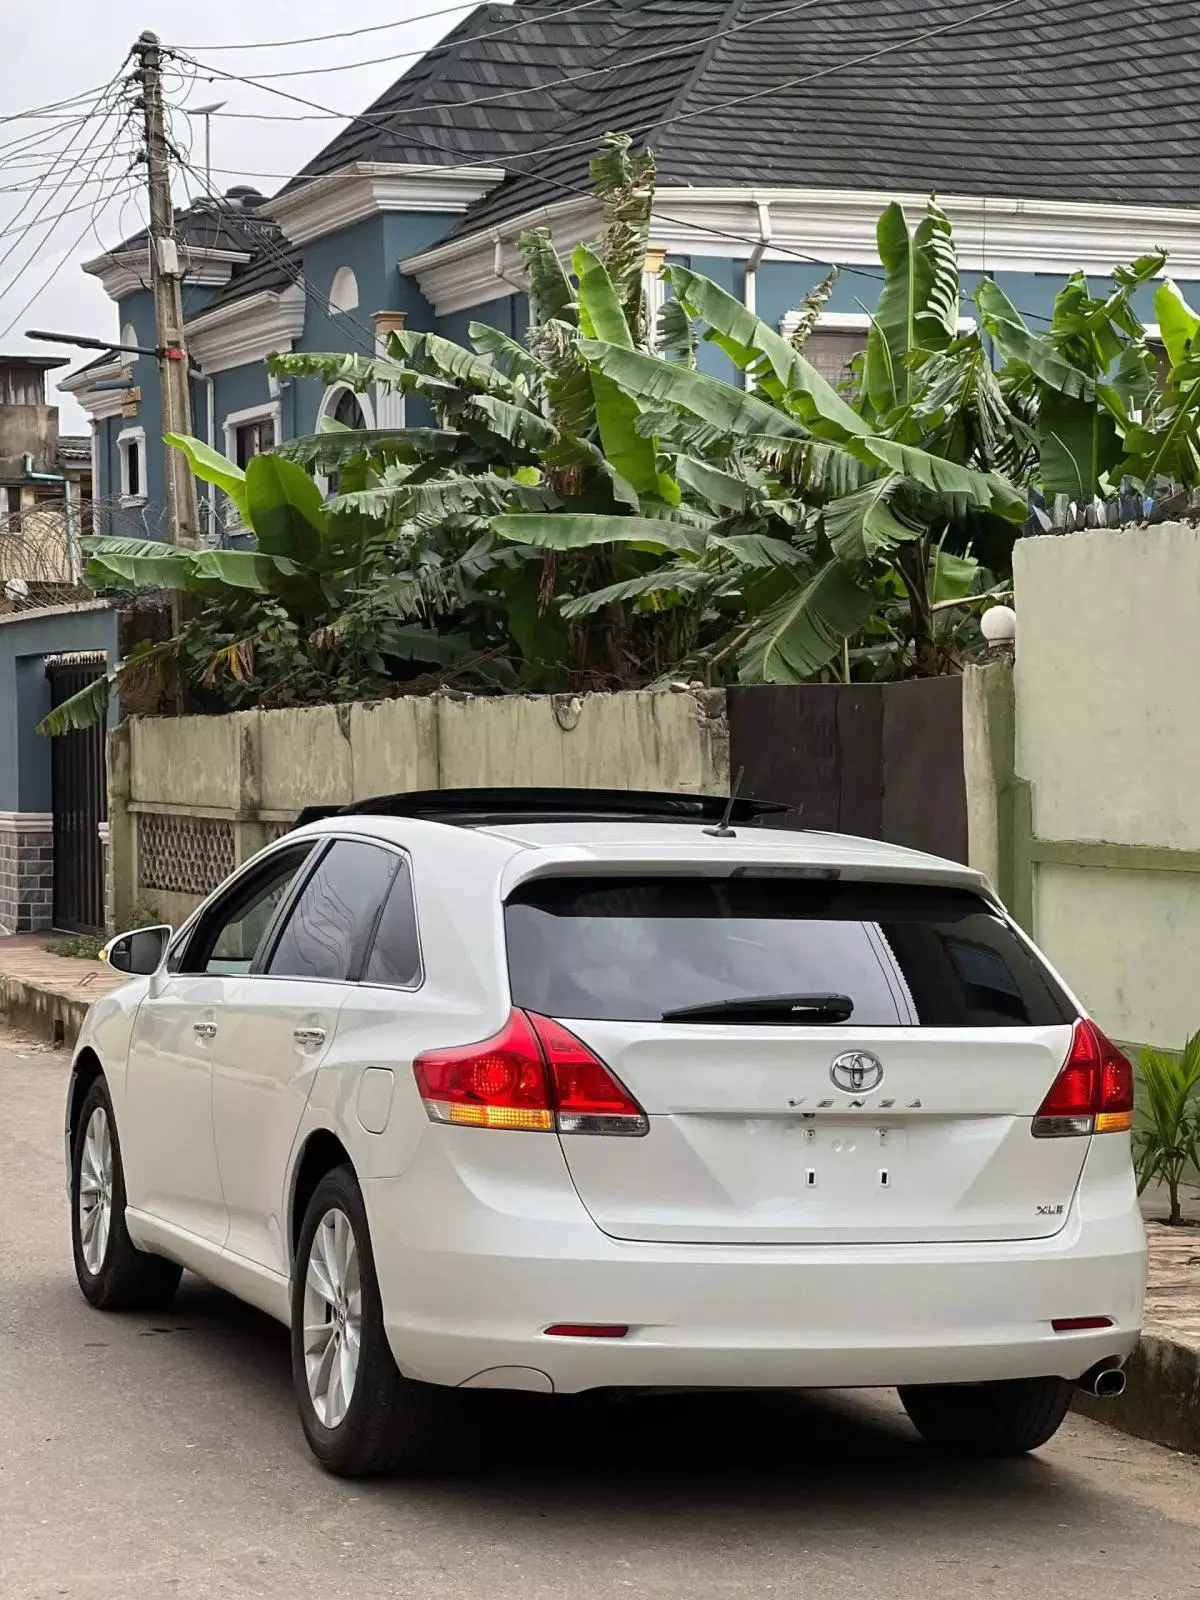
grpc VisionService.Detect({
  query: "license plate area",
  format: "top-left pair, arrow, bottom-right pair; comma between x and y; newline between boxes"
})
787,1119 -> 910,1192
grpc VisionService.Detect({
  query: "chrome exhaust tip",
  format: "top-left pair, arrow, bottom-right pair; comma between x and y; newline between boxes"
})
1078,1362 -> 1127,1399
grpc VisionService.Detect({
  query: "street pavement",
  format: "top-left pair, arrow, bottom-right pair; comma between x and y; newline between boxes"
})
3,1034 -> 1199,1600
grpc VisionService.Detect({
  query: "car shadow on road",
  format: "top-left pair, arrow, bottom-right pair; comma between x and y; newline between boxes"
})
156,1273 -> 1117,1542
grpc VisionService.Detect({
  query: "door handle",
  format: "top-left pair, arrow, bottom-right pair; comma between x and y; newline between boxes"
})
193,1021 -> 218,1042
293,1026 -> 327,1047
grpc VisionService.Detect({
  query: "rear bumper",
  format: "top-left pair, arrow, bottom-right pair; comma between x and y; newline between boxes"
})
362,1136 -> 1147,1394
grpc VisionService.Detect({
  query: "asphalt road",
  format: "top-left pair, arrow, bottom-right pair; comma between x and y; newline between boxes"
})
4,1035 -> 1199,1600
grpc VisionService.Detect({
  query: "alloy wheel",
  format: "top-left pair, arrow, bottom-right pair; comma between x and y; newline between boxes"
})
78,1105 -> 113,1275
302,1208 -> 362,1429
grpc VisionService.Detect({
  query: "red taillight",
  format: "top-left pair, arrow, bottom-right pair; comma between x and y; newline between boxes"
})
1033,1019 -> 1134,1138
413,1010 -> 648,1136
1051,1316 -> 1114,1332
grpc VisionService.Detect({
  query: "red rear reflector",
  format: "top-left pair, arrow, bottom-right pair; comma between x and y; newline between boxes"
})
544,1324 -> 629,1339
413,1010 -> 648,1136
1033,1020 -> 1133,1138
1052,1317 -> 1114,1332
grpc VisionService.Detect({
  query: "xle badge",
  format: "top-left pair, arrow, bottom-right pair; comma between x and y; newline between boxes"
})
1036,1204 -> 1065,1216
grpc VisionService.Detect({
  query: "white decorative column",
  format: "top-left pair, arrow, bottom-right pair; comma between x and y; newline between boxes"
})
372,311 -> 408,430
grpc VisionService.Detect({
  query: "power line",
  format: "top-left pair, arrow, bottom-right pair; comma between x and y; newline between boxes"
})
174,0 -> 598,53
169,145 -> 381,360
0,82 -> 115,125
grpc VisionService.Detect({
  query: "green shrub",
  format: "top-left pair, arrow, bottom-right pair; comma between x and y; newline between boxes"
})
1135,1035 -> 1200,1225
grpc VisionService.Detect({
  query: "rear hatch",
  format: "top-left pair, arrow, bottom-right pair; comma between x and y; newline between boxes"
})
504,873 -> 1083,1245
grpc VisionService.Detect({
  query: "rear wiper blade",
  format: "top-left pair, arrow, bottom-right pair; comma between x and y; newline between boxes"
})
661,992 -> 854,1023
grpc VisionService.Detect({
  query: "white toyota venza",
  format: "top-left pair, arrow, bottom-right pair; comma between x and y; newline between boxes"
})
67,789 -> 1146,1476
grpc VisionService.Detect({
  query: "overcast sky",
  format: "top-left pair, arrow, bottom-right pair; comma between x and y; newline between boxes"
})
1,0 -> 500,430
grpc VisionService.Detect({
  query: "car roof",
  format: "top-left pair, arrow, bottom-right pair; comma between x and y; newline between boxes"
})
296,812 -> 988,894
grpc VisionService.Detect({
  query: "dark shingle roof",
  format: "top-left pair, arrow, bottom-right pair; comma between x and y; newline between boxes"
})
197,246 -> 303,315
199,0 -> 1200,311
108,191 -> 279,259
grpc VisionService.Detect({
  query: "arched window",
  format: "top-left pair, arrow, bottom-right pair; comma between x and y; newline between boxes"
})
317,382 -> 374,433
316,383 -> 375,494
120,321 -> 138,361
328,266 -> 359,315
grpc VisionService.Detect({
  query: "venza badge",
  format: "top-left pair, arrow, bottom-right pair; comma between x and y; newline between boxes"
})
829,1050 -> 884,1093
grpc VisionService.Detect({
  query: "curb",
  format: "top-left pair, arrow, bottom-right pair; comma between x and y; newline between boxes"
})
0,973 -> 91,1049
1073,1331 -> 1200,1453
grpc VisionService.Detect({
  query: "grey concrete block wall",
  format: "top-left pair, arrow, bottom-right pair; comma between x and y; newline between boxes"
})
0,813 -> 53,934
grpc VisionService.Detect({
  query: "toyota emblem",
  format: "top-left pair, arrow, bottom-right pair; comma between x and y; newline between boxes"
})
830,1050 -> 884,1093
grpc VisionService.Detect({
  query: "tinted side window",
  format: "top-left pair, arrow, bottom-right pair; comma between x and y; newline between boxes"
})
363,857 -> 421,988
504,877 -> 1075,1028
267,840 -> 398,982
180,846 -> 313,976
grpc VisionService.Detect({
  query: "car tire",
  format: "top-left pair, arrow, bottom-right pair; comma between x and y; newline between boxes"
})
71,1076 -> 182,1312
899,1376 -> 1074,1456
291,1164 -> 457,1478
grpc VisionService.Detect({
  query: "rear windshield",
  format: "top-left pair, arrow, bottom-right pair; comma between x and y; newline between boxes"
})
504,876 -> 1075,1027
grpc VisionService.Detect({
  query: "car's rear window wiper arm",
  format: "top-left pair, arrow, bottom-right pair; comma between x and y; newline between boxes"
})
661,993 -> 855,1023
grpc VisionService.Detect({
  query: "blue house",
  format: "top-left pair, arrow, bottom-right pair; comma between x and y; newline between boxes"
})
63,0 -> 1200,537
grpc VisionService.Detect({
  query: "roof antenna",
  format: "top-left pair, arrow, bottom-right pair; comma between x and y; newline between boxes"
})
704,767 -> 744,839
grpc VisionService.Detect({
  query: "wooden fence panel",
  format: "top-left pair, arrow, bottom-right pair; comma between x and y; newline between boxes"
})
727,679 -> 967,863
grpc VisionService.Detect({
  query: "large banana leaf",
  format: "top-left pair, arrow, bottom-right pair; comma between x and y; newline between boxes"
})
675,455 -> 751,512
974,281 -> 1095,399
393,328 -> 521,400
276,428 -> 463,473
706,532 -> 803,569
244,454 -> 325,566
517,230 -> 577,326
491,513 -> 708,555
580,339 -> 808,442
165,433 -> 251,524
1037,390 -> 1119,500
465,394 -> 560,452
469,321 -> 547,384
665,265 -> 869,440
823,473 -> 923,562
738,560 -> 874,683
864,203 -> 960,416
83,536 -> 194,591
572,244 -> 663,499
589,133 -> 656,335
560,564 -> 709,620
36,668 -> 115,736
852,437 -> 1024,517
1154,281 -> 1200,370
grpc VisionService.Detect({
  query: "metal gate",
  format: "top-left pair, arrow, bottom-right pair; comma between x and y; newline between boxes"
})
47,654 -> 108,934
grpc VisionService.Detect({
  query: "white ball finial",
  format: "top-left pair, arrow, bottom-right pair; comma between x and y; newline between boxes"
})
981,603 -> 1017,645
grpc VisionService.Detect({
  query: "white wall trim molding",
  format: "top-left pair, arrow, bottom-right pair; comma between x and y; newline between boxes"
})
264,162 -> 507,247
0,812 -> 53,834
82,245 -> 250,303
60,355 -> 134,421
404,185 -> 1200,315
402,197 -> 599,315
186,282 -> 307,374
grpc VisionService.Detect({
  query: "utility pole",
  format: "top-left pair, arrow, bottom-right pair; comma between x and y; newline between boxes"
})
133,30 -> 199,551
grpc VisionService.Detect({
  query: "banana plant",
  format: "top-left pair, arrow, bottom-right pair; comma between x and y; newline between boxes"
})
975,252 -> 1167,500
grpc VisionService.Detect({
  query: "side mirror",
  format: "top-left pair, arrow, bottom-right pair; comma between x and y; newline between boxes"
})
102,925 -> 173,976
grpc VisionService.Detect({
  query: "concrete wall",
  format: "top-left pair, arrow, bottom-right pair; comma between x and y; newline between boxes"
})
1013,523 -> 1200,1047
110,688 -> 729,930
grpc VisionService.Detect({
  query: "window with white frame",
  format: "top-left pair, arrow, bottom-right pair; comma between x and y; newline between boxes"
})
117,426 -> 147,504
223,403 -> 280,471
